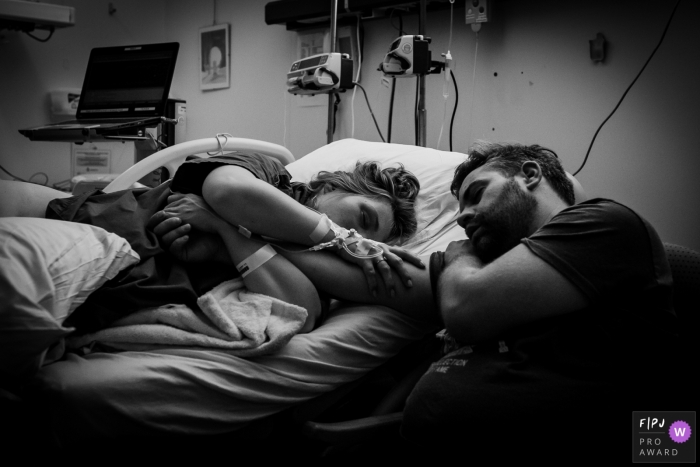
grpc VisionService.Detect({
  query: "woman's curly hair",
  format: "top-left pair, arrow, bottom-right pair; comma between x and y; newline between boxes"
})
307,161 -> 420,242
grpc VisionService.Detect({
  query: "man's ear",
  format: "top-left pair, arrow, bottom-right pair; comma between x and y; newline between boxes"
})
520,161 -> 543,190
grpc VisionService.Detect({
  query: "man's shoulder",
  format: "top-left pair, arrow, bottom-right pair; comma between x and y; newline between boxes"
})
554,198 -> 646,231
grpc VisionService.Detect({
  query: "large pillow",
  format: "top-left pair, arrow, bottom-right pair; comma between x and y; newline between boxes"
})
287,138 -> 468,257
0,217 -> 139,381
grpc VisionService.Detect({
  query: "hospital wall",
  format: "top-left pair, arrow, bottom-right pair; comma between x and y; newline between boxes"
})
0,0 -> 697,251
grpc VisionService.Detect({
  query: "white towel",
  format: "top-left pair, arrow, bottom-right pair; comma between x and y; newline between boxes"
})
67,278 -> 307,357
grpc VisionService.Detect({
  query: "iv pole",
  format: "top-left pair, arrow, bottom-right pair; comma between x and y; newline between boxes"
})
327,0 -> 338,144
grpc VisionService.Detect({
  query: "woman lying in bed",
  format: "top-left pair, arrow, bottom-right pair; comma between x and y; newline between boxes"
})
0,152 -> 423,335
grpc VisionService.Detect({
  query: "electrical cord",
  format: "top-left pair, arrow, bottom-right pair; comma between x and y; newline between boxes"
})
414,78 -> 420,145
353,82 -> 386,142
573,0 -> 682,176
0,163 -> 48,185
24,26 -> 55,42
332,93 -> 341,135
449,68 -> 459,152
147,131 -> 168,150
389,8 -> 405,36
385,9 -> 404,144
387,77 -> 396,143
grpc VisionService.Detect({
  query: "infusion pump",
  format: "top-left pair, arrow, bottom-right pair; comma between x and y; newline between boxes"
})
286,52 -> 354,95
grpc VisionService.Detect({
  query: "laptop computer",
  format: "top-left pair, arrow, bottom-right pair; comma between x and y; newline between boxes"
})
19,42 -> 179,143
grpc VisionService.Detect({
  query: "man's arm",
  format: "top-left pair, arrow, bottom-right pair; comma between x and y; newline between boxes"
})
438,240 -> 589,344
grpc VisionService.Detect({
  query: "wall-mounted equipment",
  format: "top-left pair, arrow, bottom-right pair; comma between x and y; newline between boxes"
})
0,0 -> 75,32
465,0 -> 490,25
379,35 -> 444,78
589,33 -> 606,63
287,52 -> 354,95
380,35 -> 431,77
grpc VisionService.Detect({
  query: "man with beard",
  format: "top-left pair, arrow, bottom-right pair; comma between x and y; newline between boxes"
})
398,142 -> 682,461
149,142 -> 682,460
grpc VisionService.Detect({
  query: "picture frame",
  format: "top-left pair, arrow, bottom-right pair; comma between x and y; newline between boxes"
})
199,23 -> 230,91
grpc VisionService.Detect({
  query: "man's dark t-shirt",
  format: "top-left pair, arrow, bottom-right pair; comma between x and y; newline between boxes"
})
403,199 -> 681,458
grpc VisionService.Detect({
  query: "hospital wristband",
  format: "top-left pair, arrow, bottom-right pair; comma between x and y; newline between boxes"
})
309,213 -> 334,243
236,244 -> 277,278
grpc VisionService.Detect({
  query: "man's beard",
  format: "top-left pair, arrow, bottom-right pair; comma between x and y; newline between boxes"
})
470,179 -> 538,263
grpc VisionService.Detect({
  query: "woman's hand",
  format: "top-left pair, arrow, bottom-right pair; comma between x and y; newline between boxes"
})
336,242 -> 425,298
147,193 -> 230,263
147,214 -> 229,264
160,193 -> 225,234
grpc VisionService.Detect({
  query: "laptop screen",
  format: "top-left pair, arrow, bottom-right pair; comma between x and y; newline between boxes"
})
77,42 -> 179,119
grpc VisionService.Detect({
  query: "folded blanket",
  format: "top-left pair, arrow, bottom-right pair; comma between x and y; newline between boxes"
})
66,278 -> 307,357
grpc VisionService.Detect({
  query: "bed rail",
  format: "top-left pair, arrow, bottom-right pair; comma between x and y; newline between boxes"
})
104,136 -> 294,193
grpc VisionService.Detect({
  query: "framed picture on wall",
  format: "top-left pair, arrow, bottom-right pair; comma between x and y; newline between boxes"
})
199,23 -> 230,91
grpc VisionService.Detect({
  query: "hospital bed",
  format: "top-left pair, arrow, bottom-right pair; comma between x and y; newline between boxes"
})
1,137 -> 467,450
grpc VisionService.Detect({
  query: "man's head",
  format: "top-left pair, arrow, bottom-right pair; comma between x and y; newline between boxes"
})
308,161 -> 420,242
451,142 -> 575,262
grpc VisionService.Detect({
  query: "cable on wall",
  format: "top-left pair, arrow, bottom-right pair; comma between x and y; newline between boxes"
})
24,26 -> 55,42
353,82 -> 385,142
385,9 -> 404,143
0,163 -> 48,185
387,77 -> 396,143
449,68 -> 459,152
573,0 -> 682,176
414,79 -> 420,145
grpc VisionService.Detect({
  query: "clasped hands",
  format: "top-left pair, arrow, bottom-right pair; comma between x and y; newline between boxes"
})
147,193 -> 425,297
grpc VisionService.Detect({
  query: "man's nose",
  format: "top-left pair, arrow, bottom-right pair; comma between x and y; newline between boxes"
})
456,208 -> 474,228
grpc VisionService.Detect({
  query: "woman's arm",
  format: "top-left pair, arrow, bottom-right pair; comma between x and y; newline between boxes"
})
153,197 -> 436,327
215,223 -> 323,333
158,189 -> 424,296
161,199 -> 322,333
277,247 -> 438,327
202,166 -> 334,246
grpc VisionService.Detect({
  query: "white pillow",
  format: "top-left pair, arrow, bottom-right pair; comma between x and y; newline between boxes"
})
287,138 -> 467,257
0,217 -> 139,379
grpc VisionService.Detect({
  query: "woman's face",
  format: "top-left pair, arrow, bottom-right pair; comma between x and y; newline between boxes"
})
314,191 -> 393,242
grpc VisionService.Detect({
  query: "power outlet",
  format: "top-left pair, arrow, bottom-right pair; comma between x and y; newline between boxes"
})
465,0 -> 491,24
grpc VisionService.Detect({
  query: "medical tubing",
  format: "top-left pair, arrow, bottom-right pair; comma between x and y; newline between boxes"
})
351,17 -> 363,138
573,0 -> 681,176
467,32 -> 479,146
436,94 -> 448,150
447,0 -> 455,53
437,52 -> 452,151
353,82 -> 386,142
236,204 -> 383,260
436,0 -> 455,150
